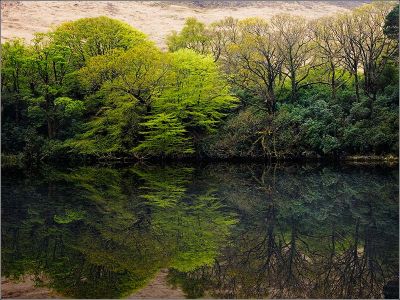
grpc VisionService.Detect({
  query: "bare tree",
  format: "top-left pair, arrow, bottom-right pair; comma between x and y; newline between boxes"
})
311,16 -> 346,101
271,14 -> 315,102
222,18 -> 283,113
352,3 -> 398,101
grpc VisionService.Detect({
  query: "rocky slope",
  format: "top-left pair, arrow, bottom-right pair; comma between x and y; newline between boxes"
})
1,1 -> 370,48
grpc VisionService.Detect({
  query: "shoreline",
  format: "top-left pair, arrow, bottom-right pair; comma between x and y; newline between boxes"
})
2,153 -> 399,169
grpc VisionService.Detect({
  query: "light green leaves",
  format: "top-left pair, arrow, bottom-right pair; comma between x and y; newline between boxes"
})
54,97 -> 84,118
133,113 -> 194,157
54,209 -> 85,224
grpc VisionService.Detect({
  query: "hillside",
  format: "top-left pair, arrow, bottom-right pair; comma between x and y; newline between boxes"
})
1,0 -> 369,48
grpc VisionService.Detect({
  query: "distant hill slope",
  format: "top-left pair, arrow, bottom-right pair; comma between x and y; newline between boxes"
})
168,1 -> 369,8
1,0 -> 370,48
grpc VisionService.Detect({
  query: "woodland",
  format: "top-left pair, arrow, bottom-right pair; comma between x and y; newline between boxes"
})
1,2 -> 399,165
1,4 -> 399,298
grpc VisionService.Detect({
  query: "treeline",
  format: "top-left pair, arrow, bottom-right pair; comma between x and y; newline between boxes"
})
1,3 -> 399,164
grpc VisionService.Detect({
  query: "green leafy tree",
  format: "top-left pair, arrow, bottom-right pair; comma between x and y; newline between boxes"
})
52,16 -> 147,68
29,33 -> 76,139
1,39 -> 33,157
65,42 -> 165,157
167,18 -> 211,54
156,49 -> 238,133
384,4 -> 399,39
133,113 -> 194,158
1,39 -> 30,124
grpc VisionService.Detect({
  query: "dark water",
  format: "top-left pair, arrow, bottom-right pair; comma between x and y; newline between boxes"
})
2,163 -> 399,299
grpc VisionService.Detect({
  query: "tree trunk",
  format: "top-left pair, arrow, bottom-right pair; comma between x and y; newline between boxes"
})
354,71 -> 360,102
267,85 -> 276,113
47,118 -> 56,139
290,71 -> 297,102
15,97 -> 20,123
45,92 -> 56,139
330,62 -> 336,101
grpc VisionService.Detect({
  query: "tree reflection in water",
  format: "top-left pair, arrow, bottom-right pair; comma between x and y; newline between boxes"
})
2,163 -> 398,298
168,164 -> 398,299
2,165 -> 236,298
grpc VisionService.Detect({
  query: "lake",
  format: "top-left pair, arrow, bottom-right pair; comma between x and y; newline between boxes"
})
1,162 -> 399,299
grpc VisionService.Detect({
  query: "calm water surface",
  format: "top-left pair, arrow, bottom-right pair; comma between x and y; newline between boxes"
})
2,163 -> 399,299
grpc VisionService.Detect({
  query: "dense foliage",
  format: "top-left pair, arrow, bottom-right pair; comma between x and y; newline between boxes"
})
2,3 -> 398,164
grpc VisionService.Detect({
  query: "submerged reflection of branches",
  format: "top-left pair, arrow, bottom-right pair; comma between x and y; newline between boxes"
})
2,165 -> 237,298
169,163 -> 398,299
